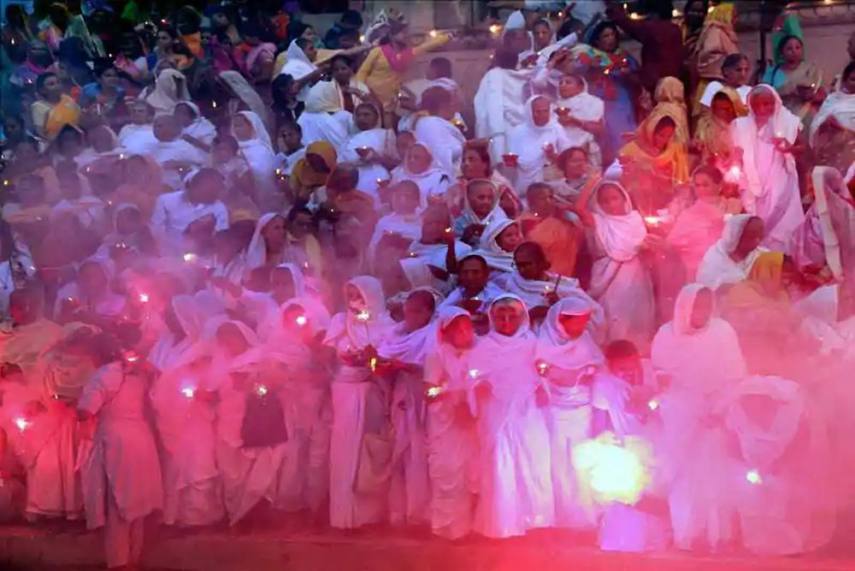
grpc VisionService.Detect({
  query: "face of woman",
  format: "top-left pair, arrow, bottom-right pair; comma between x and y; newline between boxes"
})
749,91 -> 776,120
302,41 -> 318,62
491,304 -> 523,336
736,217 -> 765,255
403,297 -> 433,332
533,24 -> 551,50
563,150 -> 588,178
40,75 -> 62,100
99,67 -> 119,89
652,123 -> 675,151
559,313 -> 590,339
278,125 -> 302,152
262,216 -> 287,250
531,97 -> 551,127
597,185 -> 627,216
354,106 -> 378,131
689,289 -> 714,329
723,58 -> 751,87
595,27 -> 618,53
461,148 -> 488,179
442,316 -> 475,350
345,284 -> 366,310
468,183 -> 495,217
216,323 -> 249,357
711,96 -> 736,123
496,223 -> 522,253
232,115 -> 254,141
157,31 -> 173,50
406,145 -> 432,173
331,59 -> 353,85
781,37 -> 803,66
843,70 -> 855,95
174,104 -> 195,127
692,172 -> 719,199
270,268 -> 295,298
558,76 -> 583,99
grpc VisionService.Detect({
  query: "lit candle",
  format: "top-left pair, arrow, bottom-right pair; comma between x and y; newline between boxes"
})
356,309 -> 371,322
671,9 -> 681,18
426,386 -> 444,398
489,24 -> 502,35
360,34 -> 366,43
557,11 -> 564,18
295,314 -> 308,327
125,353 -> 139,363
629,12 -> 641,20
369,357 -> 378,372
536,360 -> 549,376
65,296 -> 76,304
468,368 -> 480,379
745,469 -> 762,485
647,399 -> 659,411
429,29 -> 438,38
14,417 -> 30,432
2,179 -> 9,186
118,153 -> 126,160
181,387 -> 195,399
444,227 -> 453,234
183,253 -> 198,263
138,293 -> 150,304
643,215 -> 662,226
256,384 -> 269,397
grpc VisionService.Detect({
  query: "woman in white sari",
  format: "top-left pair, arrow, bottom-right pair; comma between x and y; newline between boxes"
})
297,80 -> 352,154
506,95 -> 572,194
279,38 -> 318,101
469,295 -> 554,538
175,101 -> 217,148
142,68 -> 190,115
423,307 -> 480,539
731,85 -> 804,253
650,284 -> 746,551
412,87 -> 466,177
323,276 -> 397,529
232,111 -> 277,198
243,213 -> 288,273
577,181 -> 654,350
341,103 -> 394,204
390,143 -> 450,208
696,214 -> 767,290
478,217 -> 524,274
474,49 -> 532,164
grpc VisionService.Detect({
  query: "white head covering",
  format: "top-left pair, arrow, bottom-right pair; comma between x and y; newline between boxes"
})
809,89 -> 855,148
244,213 -> 282,271
459,178 -> 508,228
424,306 -> 476,390
504,10 -> 526,32
671,283 -> 713,336
390,142 -> 449,206
378,297 -> 436,366
177,101 -> 217,145
144,68 -> 190,114
536,296 -> 605,371
590,181 -> 647,262
476,217 -> 518,272
236,110 -> 273,151
219,70 -> 271,130
696,214 -> 766,290
273,262 -> 307,297
305,80 -> 344,114
720,214 -> 755,254
281,39 -> 317,81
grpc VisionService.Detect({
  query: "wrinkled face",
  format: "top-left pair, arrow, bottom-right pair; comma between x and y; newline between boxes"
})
406,145 -> 432,174
531,97 -> 551,127
442,315 -> 475,349
461,148 -> 488,179
558,75 -> 583,99
491,303 -> 523,336
781,37 -> 803,66
595,26 -> 618,52
262,216 -> 287,250
597,185 -> 627,216
467,182 -> 495,218
533,23 -> 551,50
99,67 -> 119,89
723,58 -> 750,87
496,223 -> 522,253
216,323 -> 249,357
270,267 -> 296,298
652,122 -> 675,151
403,296 -> 433,331
692,172 -> 719,199
736,217 -> 765,255
79,262 -> 108,298
559,312 -> 590,339
130,102 -> 151,124
711,95 -> 736,123
331,58 -> 353,85
749,91 -> 776,120
354,105 -> 378,131
458,258 -> 488,293
232,115 -> 254,141
563,149 -> 588,178
514,247 -> 548,281
689,288 -> 714,329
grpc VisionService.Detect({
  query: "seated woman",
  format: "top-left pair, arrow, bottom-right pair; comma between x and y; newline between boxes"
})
412,86 -> 466,177
619,111 -> 690,214
808,61 -> 854,174
341,103 -> 394,206
453,179 -> 508,247
288,141 -> 337,204
552,147 -> 599,201
390,143 -> 450,210
297,80 -> 352,153
445,141 -> 514,218
520,183 -> 584,280
575,181 -> 655,351
54,257 -> 126,328
506,95 -> 572,194
696,214 -> 767,290
478,218 -> 524,274
691,86 -> 745,170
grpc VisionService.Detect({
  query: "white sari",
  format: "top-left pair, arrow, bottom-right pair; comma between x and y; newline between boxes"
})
178,102 -> 217,147
469,295 -> 554,537
731,85 -> 804,252
507,96 -> 573,194
587,182 -> 655,350
413,114 -> 466,177
477,217 -> 517,273
342,127 -> 394,204
696,214 -> 767,290
390,143 -> 451,208
474,67 -> 532,164
297,80 -> 352,153
235,110 -> 277,197
279,39 -> 317,101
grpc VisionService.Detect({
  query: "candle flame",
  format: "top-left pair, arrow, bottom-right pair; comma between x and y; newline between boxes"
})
647,399 -> 659,411
138,293 -> 150,303
429,29 -> 438,38
356,310 -> 371,322
643,215 -> 662,226
427,386 -> 443,398
468,368 -> 480,379
746,469 -> 763,485
536,360 -> 550,375
295,315 -> 308,326
488,24 -> 502,35
183,253 -> 198,263
369,357 -> 378,372
181,387 -> 195,399
14,417 -> 30,431
256,384 -> 268,397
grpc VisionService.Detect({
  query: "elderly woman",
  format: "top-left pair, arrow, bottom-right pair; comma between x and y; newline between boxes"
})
809,61 -> 855,174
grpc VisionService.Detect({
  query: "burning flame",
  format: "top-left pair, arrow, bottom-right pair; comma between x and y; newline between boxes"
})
183,253 -> 198,263
356,310 -> 371,322
295,315 -> 308,327
468,368 -> 480,379
256,384 -> 269,397
138,293 -> 150,304
536,360 -> 550,376
647,399 -> 660,411
643,215 -> 662,226
181,387 -> 195,399
14,417 -> 30,432
426,386 -> 443,398
369,357 -> 378,372
488,24 -> 502,35
746,469 -> 763,485
572,433 -> 652,505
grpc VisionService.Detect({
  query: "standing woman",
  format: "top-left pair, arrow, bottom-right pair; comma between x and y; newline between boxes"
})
690,3 -> 740,109
575,181 -> 655,351
323,276 -> 397,529
731,85 -> 804,253
761,15 -> 824,125
576,22 -> 640,164
77,333 -> 163,570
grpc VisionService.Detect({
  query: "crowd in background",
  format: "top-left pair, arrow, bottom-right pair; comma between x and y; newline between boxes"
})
0,0 -> 853,569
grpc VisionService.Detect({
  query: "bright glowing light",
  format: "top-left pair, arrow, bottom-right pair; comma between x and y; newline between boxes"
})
356,309 -> 371,322
746,469 -> 763,485
647,399 -> 659,411
125,353 -> 139,363
672,9 -> 681,18
181,387 -> 195,399
629,12 -> 641,20
726,165 -> 742,182
183,253 -> 198,263
536,360 -> 550,376
468,368 -> 480,379
360,34 -> 366,43
369,357 -> 378,372
65,297 -> 76,303
708,4 -> 714,12
212,100 -> 218,109
295,315 -> 308,327
572,433 -> 652,505
138,293 -> 150,303
488,24 -> 502,35
256,384 -> 269,397
14,417 -> 30,431
429,29 -> 438,38
2,179 -> 9,186
643,215 -> 662,226
444,227 -> 452,234
427,386 -> 443,398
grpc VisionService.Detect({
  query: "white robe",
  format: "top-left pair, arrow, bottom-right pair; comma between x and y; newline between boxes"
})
696,214 -> 767,290
506,96 -> 573,194
474,67 -> 532,164
413,115 -> 466,177
342,127 -> 394,204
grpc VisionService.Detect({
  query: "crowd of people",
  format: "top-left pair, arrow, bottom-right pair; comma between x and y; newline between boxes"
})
0,1 -> 853,569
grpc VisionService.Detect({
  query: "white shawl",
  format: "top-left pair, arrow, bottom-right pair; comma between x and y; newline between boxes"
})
536,297 -> 606,372
590,182 -> 647,263
506,95 -> 572,191
809,89 -> 855,148
413,115 -> 466,177
477,217 -> 518,273
178,102 -> 217,146
390,143 -> 450,207
696,214 -> 766,289
243,213 -> 280,271
236,110 -> 276,195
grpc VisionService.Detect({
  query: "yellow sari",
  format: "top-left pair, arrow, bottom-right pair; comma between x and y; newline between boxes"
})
31,95 -> 81,140
692,86 -> 747,165
289,141 -> 337,201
